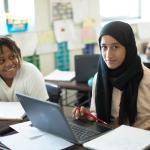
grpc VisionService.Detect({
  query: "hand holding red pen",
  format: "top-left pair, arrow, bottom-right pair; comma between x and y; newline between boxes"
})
72,106 -> 107,125
72,106 -> 91,120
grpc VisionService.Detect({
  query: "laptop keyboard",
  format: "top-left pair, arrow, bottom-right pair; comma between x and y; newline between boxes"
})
69,122 -> 100,141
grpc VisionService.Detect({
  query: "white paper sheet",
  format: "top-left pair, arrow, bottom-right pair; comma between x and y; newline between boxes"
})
72,0 -> 88,23
0,102 -> 25,120
84,125 -> 150,150
53,19 -> 74,43
0,121 -> 73,150
10,121 -> 45,139
36,31 -> 57,54
67,26 -> 84,50
12,32 -> 38,57
44,69 -> 75,81
0,132 -> 73,150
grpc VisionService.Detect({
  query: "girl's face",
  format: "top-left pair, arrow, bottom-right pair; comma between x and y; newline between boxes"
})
100,35 -> 126,69
0,46 -> 20,84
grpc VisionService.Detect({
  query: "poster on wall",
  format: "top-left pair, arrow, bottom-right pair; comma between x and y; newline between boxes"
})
53,20 -> 72,42
50,0 -> 73,21
72,0 -> 89,23
53,19 -> 84,50
36,30 -> 57,54
12,32 -> 38,56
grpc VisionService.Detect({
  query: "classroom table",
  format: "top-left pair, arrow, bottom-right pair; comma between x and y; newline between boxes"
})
0,117 -> 112,150
45,79 -> 91,106
0,117 -> 28,136
45,80 -> 91,92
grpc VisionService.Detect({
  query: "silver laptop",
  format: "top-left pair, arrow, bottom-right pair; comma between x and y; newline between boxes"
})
16,93 -> 110,144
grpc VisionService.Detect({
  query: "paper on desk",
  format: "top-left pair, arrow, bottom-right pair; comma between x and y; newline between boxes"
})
83,125 -> 150,150
0,132 -> 73,150
0,102 -> 25,120
10,121 -> 45,138
44,69 -> 75,81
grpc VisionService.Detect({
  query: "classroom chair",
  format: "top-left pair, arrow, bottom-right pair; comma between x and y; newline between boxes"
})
45,82 -> 62,107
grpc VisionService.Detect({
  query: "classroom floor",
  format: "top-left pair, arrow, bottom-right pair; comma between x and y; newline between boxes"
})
61,90 -> 77,117
62,89 -> 90,117
63,106 -> 74,117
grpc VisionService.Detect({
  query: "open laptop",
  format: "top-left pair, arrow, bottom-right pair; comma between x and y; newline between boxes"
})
16,93 -> 110,144
74,54 -> 99,83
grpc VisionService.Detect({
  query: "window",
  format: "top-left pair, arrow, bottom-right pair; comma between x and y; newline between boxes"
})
0,0 -> 7,34
0,0 -> 34,35
8,0 -> 34,19
99,0 -> 141,21
8,0 -> 35,29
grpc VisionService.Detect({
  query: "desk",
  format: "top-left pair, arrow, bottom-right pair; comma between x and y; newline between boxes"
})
0,118 -> 111,150
45,80 -> 91,106
45,80 -> 91,92
0,118 -> 28,136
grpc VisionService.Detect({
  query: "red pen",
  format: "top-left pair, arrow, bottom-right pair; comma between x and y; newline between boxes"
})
75,106 -> 107,125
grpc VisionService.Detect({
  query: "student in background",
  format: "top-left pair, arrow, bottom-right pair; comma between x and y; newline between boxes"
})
145,41 -> 150,59
72,21 -> 150,130
0,37 -> 49,101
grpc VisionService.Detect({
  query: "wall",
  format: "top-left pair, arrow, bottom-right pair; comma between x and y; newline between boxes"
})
34,0 -> 100,75
6,0 -> 150,76
36,0 -> 150,75
38,48 -> 82,75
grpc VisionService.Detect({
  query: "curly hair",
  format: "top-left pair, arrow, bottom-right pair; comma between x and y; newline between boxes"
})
0,37 -> 22,65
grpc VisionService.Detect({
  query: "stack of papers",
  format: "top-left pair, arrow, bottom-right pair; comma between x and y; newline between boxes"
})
0,121 -> 73,150
83,125 -> 150,150
44,69 -> 75,81
0,102 -> 25,120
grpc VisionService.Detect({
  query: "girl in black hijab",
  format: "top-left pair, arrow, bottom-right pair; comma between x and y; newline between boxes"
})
95,21 -> 143,125
72,21 -> 150,129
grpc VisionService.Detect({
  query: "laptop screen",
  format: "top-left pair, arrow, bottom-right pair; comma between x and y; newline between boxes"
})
74,54 -> 99,83
16,93 -> 111,144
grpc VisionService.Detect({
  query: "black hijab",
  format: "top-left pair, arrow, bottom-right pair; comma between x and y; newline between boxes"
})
95,21 -> 143,125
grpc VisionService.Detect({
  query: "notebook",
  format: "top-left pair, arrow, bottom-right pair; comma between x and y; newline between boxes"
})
74,54 -> 99,83
16,93 -> 110,144
83,125 -> 150,150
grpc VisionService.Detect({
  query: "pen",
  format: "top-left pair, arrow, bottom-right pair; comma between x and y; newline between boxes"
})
75,106 -> 107,125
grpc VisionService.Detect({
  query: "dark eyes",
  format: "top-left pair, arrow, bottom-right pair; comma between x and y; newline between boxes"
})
101,45 -> 107,49
9,55 -> 15,60
0,54 -> 16,65
100,44 -> 119,50
111,45 -> 119,49
0,59 -> 5,64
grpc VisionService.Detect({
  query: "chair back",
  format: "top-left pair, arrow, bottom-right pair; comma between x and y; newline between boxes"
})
74,54 -> 99,83
45,82 -> 62,104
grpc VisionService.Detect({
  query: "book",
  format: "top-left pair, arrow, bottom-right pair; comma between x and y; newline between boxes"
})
83,125 -> 150,150
0,102 -> 25,120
